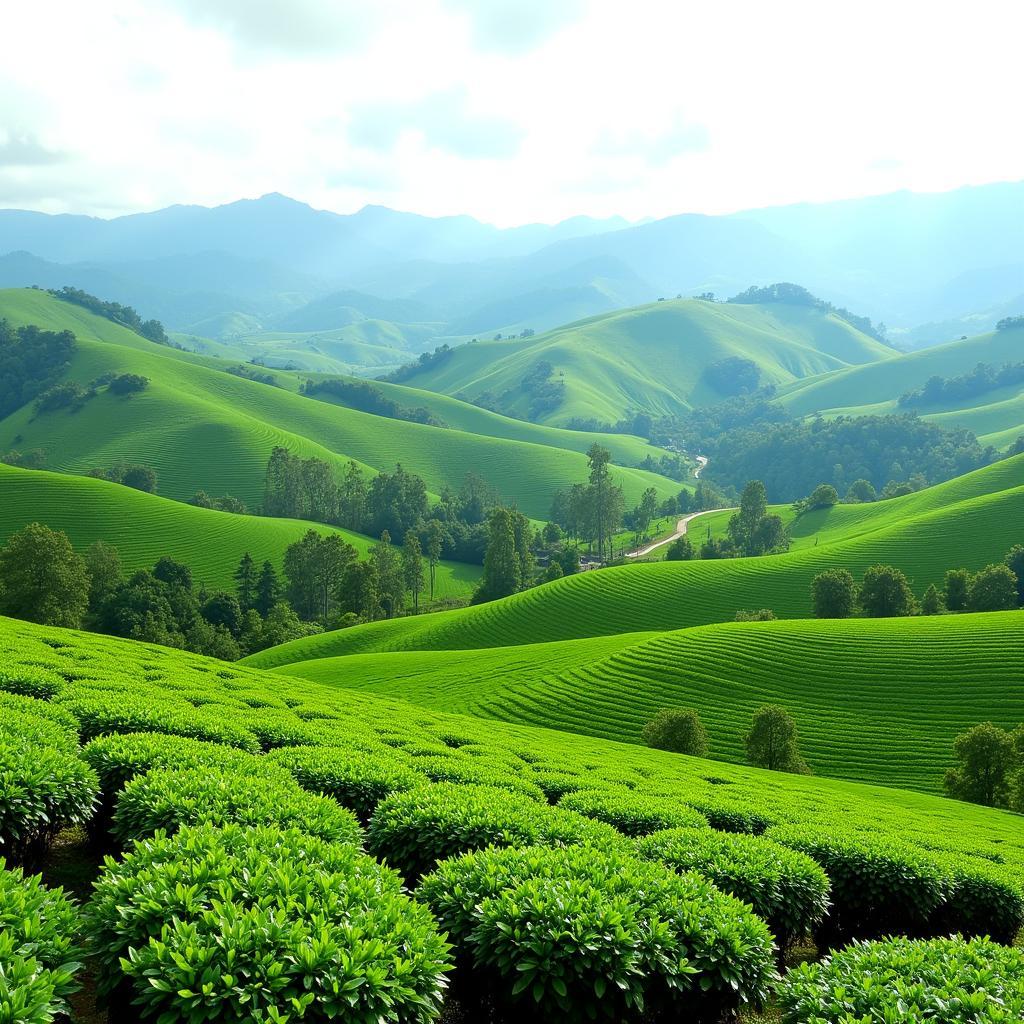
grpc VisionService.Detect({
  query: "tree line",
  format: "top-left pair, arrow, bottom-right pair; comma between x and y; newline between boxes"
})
44,286 -> 171,346
899,360 -> 1024,409
0,320 -> 76,420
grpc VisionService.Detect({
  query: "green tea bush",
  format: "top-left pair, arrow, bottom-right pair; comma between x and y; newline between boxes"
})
86,823 -> 451,1023
419,844 -> 775,1023
768,825 -> 949,945
778,935 -> 1024,1023
410,754 -> 544,799
0,705 -> 80,754
557,789 -> 709,836
0,667 -> 64,700
635,827 -> 830,947
112,767 -> 362,847
680,797 -> 777,834
0,743 -> 98,864
267,745 -> 422,823
368,784 -> 624,881
937,858 -> 1024,944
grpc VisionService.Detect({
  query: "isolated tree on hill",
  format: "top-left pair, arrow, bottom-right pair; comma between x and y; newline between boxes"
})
234,552 -> 256,611
921,584 -> 943,615
665,536 -> 695,561
0,522 -> 89,628
844,478 -> 877,503
944,568 -> 970,612
858,564 -> 916,617
642,708 -> 709,757
402,531 -> 425,612
967,564 -> 1018,612
811,568 -> 856,618
85,540 -> 122,612
745,705 -> 809,774
1004,545 -> 1024,606
254,560 -> 281,617
121,465 -> 157,493
944,722 -> 1016,807
805,483 -> 839,509
424,519 -> 444,602
728,480 -> 768,552
473,507 -> 521,604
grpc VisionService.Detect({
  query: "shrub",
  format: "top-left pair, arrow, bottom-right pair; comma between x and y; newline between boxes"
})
112,766 -> 362,847
635,827 -> 830,947
778,935 -> 1024,1023
768,826 -> 949,946
0,861 -> 82,1023
0,667 -> 64,701
409,754 -> 544,799
368,783 -> 624,881
937,857 -> 1024,945
0,703 -> 80,754
967,563 -> 1019,612
640,707 -> 709,756
419,844 -> 775,1022
0,742 -> 98,864
681,798 -> 778,834
859,564 -> 916,617
557,789 -> 709,837
86,823 -> 450,1022
267,745 -> 422,822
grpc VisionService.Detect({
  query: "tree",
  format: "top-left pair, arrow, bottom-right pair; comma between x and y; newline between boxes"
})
0,523 -> 89,628
338,560 -> 382,621
665,536 -> 694,561
735,608 -> 775,621
424,519 -> 444,603
85,540 -> 122,612
153,556 -> 193,592
473,507 -> 521,604
201,592 -> 243,637
540,561 -> 563,584
634,487 -> 659,543
402,531 -> 425,613
121,465 -> 157,493
641,708 -> 709,757
858,564 -> 916,617
264,447 -> 303,519
555,542 -> 580,576
258,602 -> 323,650
284,530 -> 356,621
234,552 -> 256,611
1004,545 -> 1024,606
745,705 -> 809,773
338,461 -> 368,532
811,569 -> 856,619
943,723 -> 1015,807
585,444 -> 623,564
967,564 -> 1018,612
944,568 -> 970,612
921,584 -> 943,615
805,483 -> 839,509
254,561 -> 281,617
749,514 -> 788,555
728,480 -> 768,554
845,479 -> 877,503
372,531 -> 405,617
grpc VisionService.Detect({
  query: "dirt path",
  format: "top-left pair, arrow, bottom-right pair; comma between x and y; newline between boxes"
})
625,506 -> 734,559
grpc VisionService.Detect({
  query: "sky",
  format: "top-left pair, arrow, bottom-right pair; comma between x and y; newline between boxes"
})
2,0 -> 1023,226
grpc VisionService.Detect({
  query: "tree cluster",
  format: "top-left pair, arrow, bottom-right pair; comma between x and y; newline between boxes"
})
549,445 -> 625,563
382,344 -> 453,383
899,360 -> 1024,408
88,463 -> 158,493
727,480 -> 789,556
301,377 -> 444,426
0,321 -> 77,420
46,286 -> 171,345
703,356 -> 761,397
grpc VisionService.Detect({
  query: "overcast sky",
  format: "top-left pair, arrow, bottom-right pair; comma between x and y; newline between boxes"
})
3,0 -> 1022,225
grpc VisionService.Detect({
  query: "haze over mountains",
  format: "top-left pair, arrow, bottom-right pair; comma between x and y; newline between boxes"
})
2,180 -> 1022,345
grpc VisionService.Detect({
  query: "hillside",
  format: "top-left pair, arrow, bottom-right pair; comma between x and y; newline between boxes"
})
394,298 -> 895,427
0,289 -> 678,518
780,321 -> 1024,447
245,454 -> 1024,663
0,464 -> 481,598
270,612 -> 1024,793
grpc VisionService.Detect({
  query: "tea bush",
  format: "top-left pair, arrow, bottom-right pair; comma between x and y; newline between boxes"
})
0,860 -> 82,1023
635,827 -> 831,948
0,667 -> 64,700
0,698 -> 80,753
936,857 -> 1024,945
112,766 -> 362,847
368,784 -> 624,880
86,823 -> 451,1023
419,844 -> 775,1022
558,788 -> 709,836
778,935 -> 1024,1023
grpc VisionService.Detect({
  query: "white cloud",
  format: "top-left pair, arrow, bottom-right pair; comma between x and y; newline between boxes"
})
2,0 -> 1023,224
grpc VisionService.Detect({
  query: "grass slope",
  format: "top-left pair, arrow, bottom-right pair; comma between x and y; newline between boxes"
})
245,454 -> 1024,664
396,298 -> 895,426
780,323 -> 1024,447
0,289 -> 677,517
274,613 -> 1024,793
0,464 -> 480,597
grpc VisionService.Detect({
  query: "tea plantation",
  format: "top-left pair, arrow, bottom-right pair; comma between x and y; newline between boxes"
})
3,614 -> 1024,1022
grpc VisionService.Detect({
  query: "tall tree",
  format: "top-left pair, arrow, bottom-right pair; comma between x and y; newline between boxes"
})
85,540 -> 122,613
944,568 -> 970,612
744,705 -> 809,774
944,723 -> 1016,807
728,480 -> 772,554
424,519 -> 444,602
587,444 -> 613,563
372,531 -> 405,618
1003,545 -> 1024,606
0,523 -> 89,628
338,461 -> 368,532
402,531 -> 425,613
254,560 -> 281,617
859,564 -> 916,617
301,458 -> 339,523
473,507 -> 521,604
338,560 -> 382,621
264,447 -> 303,518
284,530 -> 356,621
234,552 -> 256,611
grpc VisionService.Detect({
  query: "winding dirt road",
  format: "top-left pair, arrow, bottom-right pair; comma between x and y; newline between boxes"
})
625,505 -> 734,559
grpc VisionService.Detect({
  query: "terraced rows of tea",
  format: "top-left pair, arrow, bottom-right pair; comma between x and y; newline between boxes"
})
275,612 -> 1024,792
0,463 -> 482,597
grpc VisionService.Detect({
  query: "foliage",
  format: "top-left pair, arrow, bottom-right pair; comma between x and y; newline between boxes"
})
0,523 -> 89,628
967,563 -> 1019,612
900,359 -> 1024,408
704,355 -> 761,396
944,722 -> 1016,807
557,788 -> 708,836
811,568 -> 856,619
745,705 -> 809,774
945,567 -> 971,611
859,563 -> 916,617
0,320 -> 76,420
664,535 -> 694,560
47,286 -> 169,344
85,823 -> 450,1022
640,708 -> 709,757
302,376 -> 444,426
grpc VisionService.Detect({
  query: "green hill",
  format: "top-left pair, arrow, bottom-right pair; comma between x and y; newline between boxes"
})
271,612 -> 1024,794
394,298 -> 896,427
245,454 -> 1024,664
0,463 -> 480,598
0,288 -> 678,518
779,322 -> 1024,447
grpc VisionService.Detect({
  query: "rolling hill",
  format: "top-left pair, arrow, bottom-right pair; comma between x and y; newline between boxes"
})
0,463 -> 481,598
244,453 -> 1024,664
392,298 -> 896,427
0,288 -> 679,518
268,612 -> 1024,793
